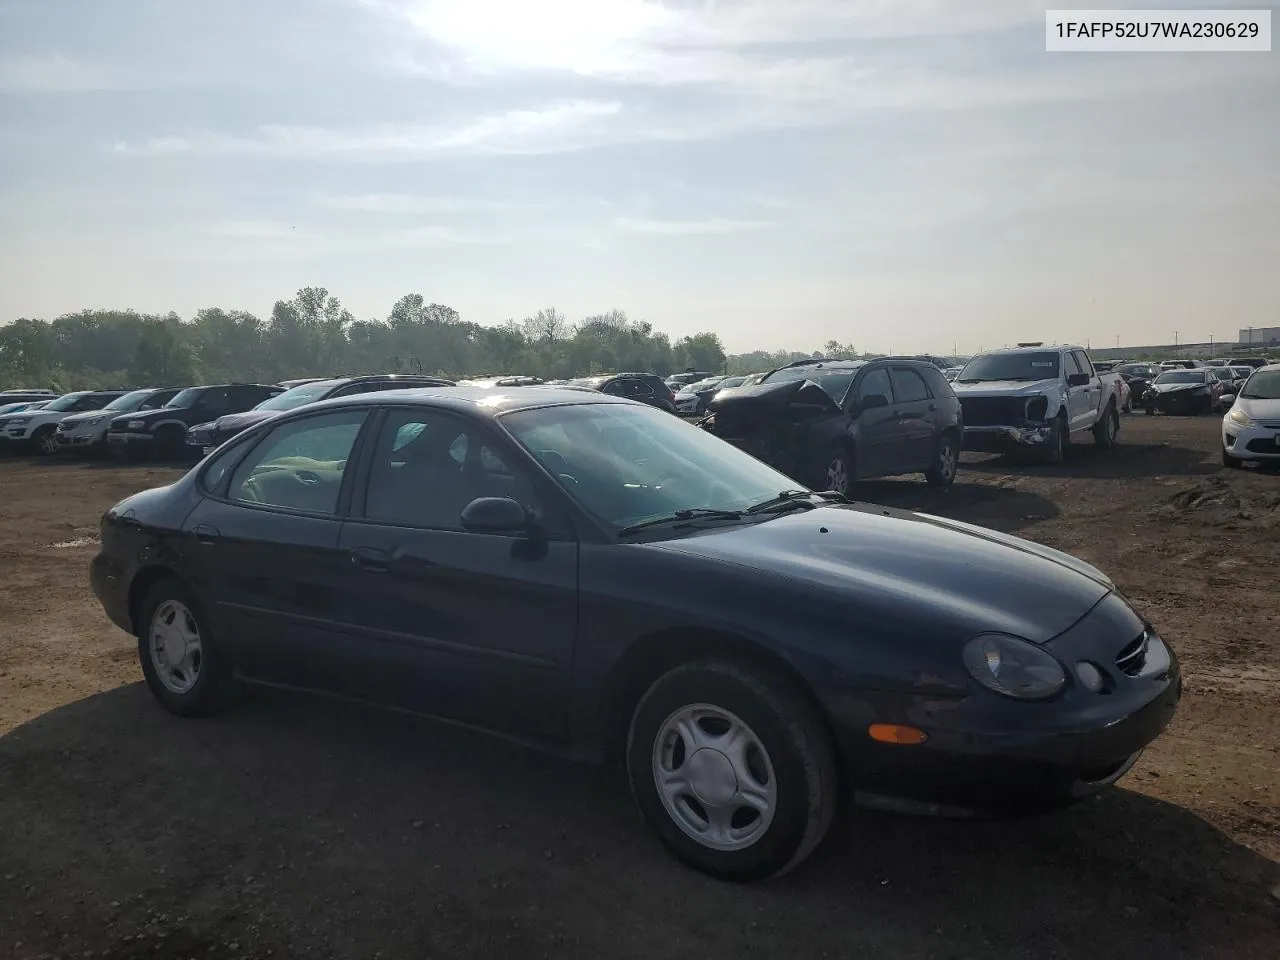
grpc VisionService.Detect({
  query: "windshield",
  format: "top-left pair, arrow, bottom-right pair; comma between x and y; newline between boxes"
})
1209,368 -> 1234,381
1154,371 -> 1206,384
684,378 -> 724,392
502,403 -> 801,532
255,381 -> 336,411
102,389 -> 153,412
165,388 -> 203,408
761,366 -> 859,402
43,393 -> 89,412
568,376 -> 608,389
718,377 -> 746,389
1241,370 -> 1280,400
958,352 -> 1060,382
1117,363 -> 1156,377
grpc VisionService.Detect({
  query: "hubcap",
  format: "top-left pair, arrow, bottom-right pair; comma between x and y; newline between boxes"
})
652,704 -> 777,851
149,599 -> 202,695
825,457 -> 849,495
938,442 -> 956,479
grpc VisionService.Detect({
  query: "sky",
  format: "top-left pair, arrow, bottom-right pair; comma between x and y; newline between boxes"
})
0,0 -> 1276,355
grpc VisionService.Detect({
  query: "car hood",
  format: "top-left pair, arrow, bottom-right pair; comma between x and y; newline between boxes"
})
1151,382 -> 1209,394
646,504 -> 1112,644
113,408 -> 184,426
951,378 -> 1061,397
214,409 -> 276,432
709,379 -> 839,415
1233,396 -> 1280,418
60,410 -> 116,425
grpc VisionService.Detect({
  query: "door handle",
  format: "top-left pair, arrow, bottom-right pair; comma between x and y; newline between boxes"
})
191,524 -> 219,545
927,403 -> 937,411
350,547 -> 392,573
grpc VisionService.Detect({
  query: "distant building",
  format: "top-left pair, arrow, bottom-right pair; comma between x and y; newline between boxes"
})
1238,327 -> 1280,348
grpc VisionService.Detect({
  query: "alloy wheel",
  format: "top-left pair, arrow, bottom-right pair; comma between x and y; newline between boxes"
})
825,456 -> 849,496
937,440 -> 957,482
38,431 -> 59,455
149,599 -> 203,694
651,703 -> 777,851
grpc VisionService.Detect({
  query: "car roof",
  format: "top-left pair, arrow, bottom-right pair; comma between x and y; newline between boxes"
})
972,345 -> 1073,356
300,385 -> 632,418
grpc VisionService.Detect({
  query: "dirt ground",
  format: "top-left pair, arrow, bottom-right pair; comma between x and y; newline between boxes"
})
1,414 -> 1277,960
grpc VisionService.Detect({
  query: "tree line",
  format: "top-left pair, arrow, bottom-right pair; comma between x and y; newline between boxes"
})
0,287 -> 857,391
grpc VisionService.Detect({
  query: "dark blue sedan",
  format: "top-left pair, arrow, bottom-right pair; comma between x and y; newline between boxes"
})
90,387 -> 1180,881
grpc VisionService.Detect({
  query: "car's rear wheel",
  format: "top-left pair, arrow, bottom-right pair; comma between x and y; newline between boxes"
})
819,448 -> 853,496
137,578 -> 237,717
925,433 -> 958,487
626,659 -> 838,882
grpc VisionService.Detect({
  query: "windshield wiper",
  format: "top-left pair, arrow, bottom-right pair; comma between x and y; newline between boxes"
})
746,489 -> 844,514
617,508 -> 744,537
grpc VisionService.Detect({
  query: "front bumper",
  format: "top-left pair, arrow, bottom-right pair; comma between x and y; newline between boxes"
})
90,550 -> 133,634
962,423 -> 1053,453
57,424 -> 109,449
106,431 -> 156,454
822,593 -> 1181,814
1147,390 -> 1211,412
1223,419 -> 1280,461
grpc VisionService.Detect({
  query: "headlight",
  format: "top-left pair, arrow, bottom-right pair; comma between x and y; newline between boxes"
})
7,416 -> 32,425
82,415 -> 104,426
962,634 -> 1066,700
1228,407 -> 1253,426
126,419 -> 146,429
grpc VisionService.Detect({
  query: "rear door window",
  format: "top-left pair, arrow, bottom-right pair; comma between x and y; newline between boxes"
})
854,368 -> 894,405
890,368 -> 930,403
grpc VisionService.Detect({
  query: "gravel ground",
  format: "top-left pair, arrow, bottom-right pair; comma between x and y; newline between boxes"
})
1,414 -> 1277,959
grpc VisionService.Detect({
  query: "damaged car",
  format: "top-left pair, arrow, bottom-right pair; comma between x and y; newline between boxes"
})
952,344 -> 1123,463
701,358 -> 963,494
1144,368 -> 1223,416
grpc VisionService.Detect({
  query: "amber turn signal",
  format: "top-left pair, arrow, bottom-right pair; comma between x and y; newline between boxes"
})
868,723 -> 928,745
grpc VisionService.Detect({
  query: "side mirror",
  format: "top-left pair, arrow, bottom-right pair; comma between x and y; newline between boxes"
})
858,393 -> 889,410
460,496 -> 530,534
1066,373 -> 1091,387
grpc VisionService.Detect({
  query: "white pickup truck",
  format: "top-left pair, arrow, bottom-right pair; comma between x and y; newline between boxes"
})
951,343 -> 1125,462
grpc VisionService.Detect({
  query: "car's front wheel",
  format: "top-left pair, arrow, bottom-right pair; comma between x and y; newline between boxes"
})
137,578 -> 238,717
626,659 -> 838,882
819,448 -> 854,496
1223,449 -> 1242,469
32,425 -> 60,456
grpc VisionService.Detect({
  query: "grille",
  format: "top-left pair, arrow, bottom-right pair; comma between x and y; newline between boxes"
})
1245,438 -> 1280,453
57,421 -> 75,431
1255,419 -> 1280,429
958,396 -> 1027,427
1114,631 -> 1150,677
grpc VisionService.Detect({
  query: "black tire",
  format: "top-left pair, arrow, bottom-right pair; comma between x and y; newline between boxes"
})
136,577 -> 238,717
31,425 -> 59,456
626,659 -> 838,882
925,432 -> 959,487
1044,414 -> 1068,464
154,425 -> 186,460
1092,403 -> 1118,448
817,447 -> 854,496
1144,404 -> 1155,416
1223,449 -> 1242,469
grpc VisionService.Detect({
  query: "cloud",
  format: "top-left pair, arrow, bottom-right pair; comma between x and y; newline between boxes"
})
317,193 -> 548,214
110,100 -> 622,160
0,54 -> 134,92
615,216 -> 770,235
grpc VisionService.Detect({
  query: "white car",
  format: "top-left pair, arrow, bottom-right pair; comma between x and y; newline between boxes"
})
55,387 -> 183,453
0,390 -> 129,454
1222,364 -> 1280,468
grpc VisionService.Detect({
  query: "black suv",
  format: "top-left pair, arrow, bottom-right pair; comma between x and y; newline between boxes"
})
107,383 -> 284,459
187,375 -> 455,455
568,373 -> 676,412
703,358 -> 963,494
